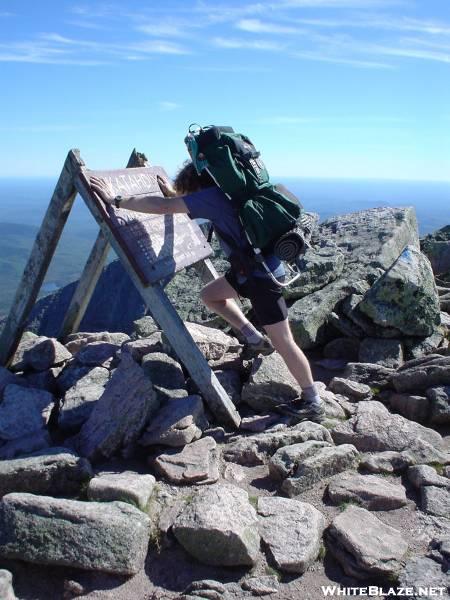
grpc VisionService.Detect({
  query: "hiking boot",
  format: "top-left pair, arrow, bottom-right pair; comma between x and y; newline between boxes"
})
274,398 -> 325,423
241,337 -> 275,360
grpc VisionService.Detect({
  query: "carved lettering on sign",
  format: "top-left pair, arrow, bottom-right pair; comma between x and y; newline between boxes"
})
82,166 -> 212,286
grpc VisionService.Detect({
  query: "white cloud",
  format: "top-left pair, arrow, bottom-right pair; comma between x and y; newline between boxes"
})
236,19 -> 300,34
159,101 -> 180,111
137,23 -> 186,37
0,32 -> 192,65
212,37 -> 285,51
369,44 -> 450,63
291,15 -> 450,36
291,49 -> 394,68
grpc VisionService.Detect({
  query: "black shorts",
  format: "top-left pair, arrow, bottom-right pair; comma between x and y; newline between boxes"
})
225,269 -> 288,327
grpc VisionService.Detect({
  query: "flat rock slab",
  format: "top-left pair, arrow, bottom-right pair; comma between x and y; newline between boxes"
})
241,352 -> 299,412
257,496 -> 326,574
421,486 -> 450,518
64,332 -> 130,355
358,337 -> 404,369
283,237 -> 343,302
73,341 -> 120,367
325,504 -> 409,580
173,484 -> 260,567
11,335 -> 72,372
327,472 -> 408,510
69,352 -> 160,462
360,450 -> 415,474
408,465 -> 450,489
359,245 -> 441,336
87,472 -> 156,510
153,436 -> 219,484
427,385 -> 450,425
331,400 -> 449,464
180,323 -> 240,361
0,448 -> 92,498
223,421 -> 333,466
289,278 -> 351,349
269,440 -> 333,480
141,352 -> 186,396
0,384 -> 54,441
241,575 -> 279,595
328,377 -> 372,401
139,395 -> 207,447
343,362 -> 396,390
282,444 -> 360,496
0,492 -> 151,574
393,355 -> 450,393
59,366 -> 110,431
399,556 -> 450,598
121,333 -> 164,361
387,392 -> 430,423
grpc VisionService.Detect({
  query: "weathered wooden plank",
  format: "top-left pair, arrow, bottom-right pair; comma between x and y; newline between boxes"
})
192,257 -> 219,283
80,166 -> 212,285
73,151 -> 240,428
0,151 -> 81,368
58,149 -> 150,342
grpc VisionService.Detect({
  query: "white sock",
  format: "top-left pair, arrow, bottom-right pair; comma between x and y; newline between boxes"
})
302,383 -> 321,405
240,322 -> 264,345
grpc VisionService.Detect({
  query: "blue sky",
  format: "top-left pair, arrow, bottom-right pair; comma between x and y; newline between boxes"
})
0,0 -> 449,180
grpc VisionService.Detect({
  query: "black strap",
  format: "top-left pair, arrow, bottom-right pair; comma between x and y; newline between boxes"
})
207,223 -> 214,243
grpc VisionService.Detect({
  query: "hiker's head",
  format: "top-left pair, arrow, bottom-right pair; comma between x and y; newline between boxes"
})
174,161 -> 215,195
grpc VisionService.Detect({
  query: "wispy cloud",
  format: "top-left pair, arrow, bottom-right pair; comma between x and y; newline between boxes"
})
368,43 -> 450,64
131,40 -> 191,55
291,15 -> 450,36
291,49 -> 395,68
212,37 -> 286,51
159,101 -> 180,111
137,23 -> 187,38
0,11 -> 14,17
0,31 -> 192,65
65,19 -> 107,30
236,19 -> 300,34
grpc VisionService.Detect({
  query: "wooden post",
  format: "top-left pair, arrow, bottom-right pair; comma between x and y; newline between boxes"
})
0,152 -> 80,368
73,150 -> 240,427
58,230 -> 110,341
59,149 -> 150,342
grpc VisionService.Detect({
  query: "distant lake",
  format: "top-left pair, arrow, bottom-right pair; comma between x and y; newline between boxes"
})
0,175 -> 448,317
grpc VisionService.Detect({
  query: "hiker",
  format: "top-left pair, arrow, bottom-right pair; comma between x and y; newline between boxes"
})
90,163 -> 324,423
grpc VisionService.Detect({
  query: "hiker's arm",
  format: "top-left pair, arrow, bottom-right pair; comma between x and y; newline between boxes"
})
90,176 -> 189,215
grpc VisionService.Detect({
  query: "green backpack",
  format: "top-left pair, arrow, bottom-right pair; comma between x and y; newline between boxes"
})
184,124 -> 303,251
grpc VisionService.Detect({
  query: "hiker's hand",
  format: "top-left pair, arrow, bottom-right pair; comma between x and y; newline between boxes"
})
157,175 -> 177,198
90,176 -> 114,204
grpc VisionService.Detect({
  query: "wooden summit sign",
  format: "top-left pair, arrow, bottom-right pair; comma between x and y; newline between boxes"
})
77,166 -> 211,285
0,149 -> 241,428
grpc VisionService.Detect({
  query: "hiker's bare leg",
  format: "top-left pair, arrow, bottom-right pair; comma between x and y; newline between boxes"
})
264,318 -> 314,389
200,276 -> 250,330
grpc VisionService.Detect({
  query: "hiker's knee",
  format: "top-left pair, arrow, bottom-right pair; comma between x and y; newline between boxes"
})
200,284 -> 212,306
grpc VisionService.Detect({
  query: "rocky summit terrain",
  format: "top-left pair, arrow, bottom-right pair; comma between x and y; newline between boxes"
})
0,206 -> 449,600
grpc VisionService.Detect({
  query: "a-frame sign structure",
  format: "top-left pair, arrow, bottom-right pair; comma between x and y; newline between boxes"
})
0,149 -> 241,428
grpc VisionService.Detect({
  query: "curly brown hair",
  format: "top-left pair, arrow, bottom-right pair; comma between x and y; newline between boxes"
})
173,160 -> 216,195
